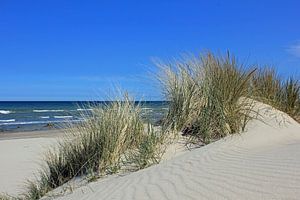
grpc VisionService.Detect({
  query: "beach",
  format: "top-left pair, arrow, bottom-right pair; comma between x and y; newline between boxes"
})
1,1 -> 299,199
0,130 -> 62,195
1,102 -> 300,199
0,101 -> 167,197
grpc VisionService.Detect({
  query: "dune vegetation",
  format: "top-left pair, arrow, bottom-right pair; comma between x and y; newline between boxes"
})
157,51 -> 300,145
157,52 -> 256,144
252,68 -> 300,122
1,51 -> 299,200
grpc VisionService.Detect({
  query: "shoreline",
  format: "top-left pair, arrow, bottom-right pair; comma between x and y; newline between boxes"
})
0,129 -> 64,141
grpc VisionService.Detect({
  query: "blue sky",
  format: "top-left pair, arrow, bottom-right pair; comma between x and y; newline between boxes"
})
0,0 -> 300,101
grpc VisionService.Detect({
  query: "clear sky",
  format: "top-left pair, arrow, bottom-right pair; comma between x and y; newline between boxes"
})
0,0 -> 300,101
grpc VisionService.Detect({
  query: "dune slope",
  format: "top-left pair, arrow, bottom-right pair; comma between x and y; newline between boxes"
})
48,102 -> 300,200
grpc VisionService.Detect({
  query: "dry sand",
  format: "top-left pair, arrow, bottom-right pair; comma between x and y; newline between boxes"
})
0,130 -> 62,195
47,102 -> 300,200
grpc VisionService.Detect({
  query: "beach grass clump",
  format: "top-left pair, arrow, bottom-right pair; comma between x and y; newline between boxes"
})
156,57 -> 202,131
280,78 -> 300,120
191,54 -> 256,143
252,68 -> 282,107
21,94 -> 165,199
23,173 -> 50,200
252,68 -> 300,122
126,124 -> 165,170
158,52 -> 256,144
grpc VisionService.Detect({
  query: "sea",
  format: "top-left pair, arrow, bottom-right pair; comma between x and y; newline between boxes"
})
0,101 -> 168,133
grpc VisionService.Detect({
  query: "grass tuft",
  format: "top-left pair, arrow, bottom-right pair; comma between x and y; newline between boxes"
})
252,67 -> 300,122
126,124 -> 166,170
158,52 -> 256,144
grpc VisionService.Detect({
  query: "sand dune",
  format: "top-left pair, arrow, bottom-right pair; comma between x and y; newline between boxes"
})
47,103 -> 300,200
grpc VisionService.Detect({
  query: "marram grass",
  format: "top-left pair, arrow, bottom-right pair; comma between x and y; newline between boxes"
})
252,67 -> 300,122
158,51 -> 300,145
158,52 -> 256,144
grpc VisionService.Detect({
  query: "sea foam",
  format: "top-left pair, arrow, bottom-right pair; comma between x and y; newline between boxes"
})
0,110 -> 12,114
54,116 -> 73,119
77,108 -> 93,111
33,110 -> 64,113
40,116 -> 50,119
0,119 -> 15,122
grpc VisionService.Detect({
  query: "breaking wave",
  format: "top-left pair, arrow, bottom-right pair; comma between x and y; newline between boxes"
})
33,110 -> 64,113
0,110 -> 12,114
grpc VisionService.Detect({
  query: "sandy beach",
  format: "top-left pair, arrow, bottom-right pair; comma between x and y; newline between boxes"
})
0,130 -> 62,195
1,104 -> 300,199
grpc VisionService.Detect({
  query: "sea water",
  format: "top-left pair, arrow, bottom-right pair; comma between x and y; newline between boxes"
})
0,101 -> 168,132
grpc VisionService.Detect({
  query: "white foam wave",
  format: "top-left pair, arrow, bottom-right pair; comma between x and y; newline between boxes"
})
0,119 -> 15,122
0,110 -> 12,114
40,116 -> 50,119
33,110 -> 64,113
54,116 -> 73,119
77,108 -> 93,111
